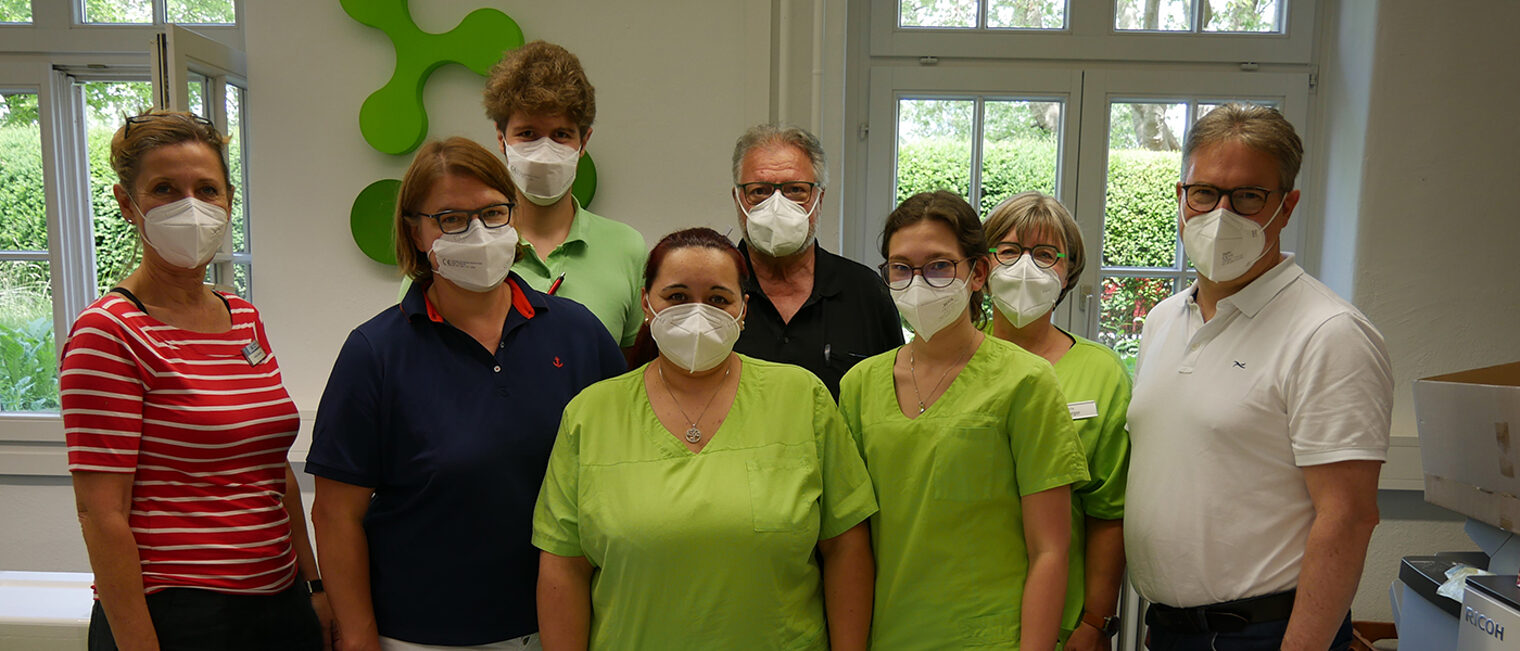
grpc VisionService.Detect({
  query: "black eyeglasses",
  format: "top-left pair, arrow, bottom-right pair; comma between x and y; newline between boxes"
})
1180,183 -> 1281,216
878,258 -> 965,290
123,113 -> 216,137
737,181 -> 818,205
989,242 -> 1065,269
412,202 -> 515,234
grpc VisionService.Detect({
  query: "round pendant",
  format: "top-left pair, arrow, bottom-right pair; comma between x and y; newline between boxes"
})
685,425 -> 702,443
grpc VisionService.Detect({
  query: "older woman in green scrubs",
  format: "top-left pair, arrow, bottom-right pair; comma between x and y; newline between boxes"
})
533,227 -> 877,651
839,190 -> 1086,651
983,192 -> 1132,650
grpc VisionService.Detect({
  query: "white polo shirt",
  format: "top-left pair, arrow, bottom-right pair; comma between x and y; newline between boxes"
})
1124,254 -> 1392,608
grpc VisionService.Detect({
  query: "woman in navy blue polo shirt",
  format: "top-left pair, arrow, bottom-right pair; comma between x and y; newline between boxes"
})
307,137 -> 624,651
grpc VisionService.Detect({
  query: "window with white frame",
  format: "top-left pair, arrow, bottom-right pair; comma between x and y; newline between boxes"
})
856,0 -> 1315,372
0,0 -> 245,425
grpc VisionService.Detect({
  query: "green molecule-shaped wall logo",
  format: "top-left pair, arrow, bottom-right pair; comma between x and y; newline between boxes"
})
342,0 -> 598,264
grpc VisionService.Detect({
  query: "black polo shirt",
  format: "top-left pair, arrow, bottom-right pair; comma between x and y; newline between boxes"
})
735,241 -> 903,398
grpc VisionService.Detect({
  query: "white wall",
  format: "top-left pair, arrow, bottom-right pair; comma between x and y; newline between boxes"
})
1340,0 -> 1520,622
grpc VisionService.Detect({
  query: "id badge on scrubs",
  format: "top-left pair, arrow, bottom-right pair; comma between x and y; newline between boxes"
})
1067,400 -> 1098,421
241,340 -> 268,366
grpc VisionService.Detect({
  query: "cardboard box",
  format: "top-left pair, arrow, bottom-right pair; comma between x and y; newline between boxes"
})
1417,361 -> 1520,530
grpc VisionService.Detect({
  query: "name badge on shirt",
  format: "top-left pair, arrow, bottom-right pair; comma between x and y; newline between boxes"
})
1067,400 -> 1098,421
241,341 -> 267,366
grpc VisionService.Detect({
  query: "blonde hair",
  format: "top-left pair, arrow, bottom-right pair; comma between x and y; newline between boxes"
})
394,137 -> 518,284
1184,103 -> 1303,190
983,192 -> 1085,305
110,110 -> 231,195
482,41 -> 596,135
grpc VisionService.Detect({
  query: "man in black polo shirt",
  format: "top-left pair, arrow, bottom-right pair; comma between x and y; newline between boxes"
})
729,124 -> 902,397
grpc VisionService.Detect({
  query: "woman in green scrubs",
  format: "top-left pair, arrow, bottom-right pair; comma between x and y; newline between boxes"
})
983,192 -> 1132,650
839,191 -> 1087,651
534,227 -> 877,651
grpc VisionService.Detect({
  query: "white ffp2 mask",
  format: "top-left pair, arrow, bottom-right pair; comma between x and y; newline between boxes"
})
891,276 -> 968,343
133,196 -> 229,269
737,189 -> 815,257
649,301 -> 744,373
503,138 -> 579,206
988,254 -> 1064,328
1181,202 -> 1282,282
431,221 -> 518,293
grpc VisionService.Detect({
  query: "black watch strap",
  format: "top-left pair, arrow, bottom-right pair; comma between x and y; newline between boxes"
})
304,579 -> 324,595
1080,610 -> 1120,637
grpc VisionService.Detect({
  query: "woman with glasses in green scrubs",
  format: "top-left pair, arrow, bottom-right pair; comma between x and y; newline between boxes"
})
838,190 -> 1087,651
983,192 -> 1132,650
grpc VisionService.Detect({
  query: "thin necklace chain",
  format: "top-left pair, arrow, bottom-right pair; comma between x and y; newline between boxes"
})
657,360 -> 732,443
909,336 -> 977,414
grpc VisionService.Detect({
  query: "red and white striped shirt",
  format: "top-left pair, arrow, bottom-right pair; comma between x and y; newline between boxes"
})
61,291 -> 301,595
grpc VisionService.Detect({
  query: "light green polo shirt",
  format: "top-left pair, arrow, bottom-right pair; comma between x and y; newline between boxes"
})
838,336 -> 1087,650
399,201 -> 646,346
1050,332 -> 1132,642
512,202 -> 647,347
533,355 -> 878,650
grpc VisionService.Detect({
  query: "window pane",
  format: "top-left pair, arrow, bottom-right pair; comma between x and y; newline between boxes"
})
1114,0 -> 1192,31
0,0 -> 32,23
900,0 -> 977,28
0,259 -> 58,412
988,0 -> 1066,29
168,0 -> 235,24
1097,275 -> 1176,375
1202,0 -> 1280,32
233,262 -> 249,298
895,98 -> 974,205
980,99 -> 1061,214
226,83 -> 247,254
1104,101 -> 1184,268
82,80 -> 153,294
0,93 -> 48,251
83,0 -> 152,24
187,74 -> 207,118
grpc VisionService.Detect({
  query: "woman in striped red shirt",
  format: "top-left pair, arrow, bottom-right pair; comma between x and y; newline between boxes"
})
61,110 -> 329,651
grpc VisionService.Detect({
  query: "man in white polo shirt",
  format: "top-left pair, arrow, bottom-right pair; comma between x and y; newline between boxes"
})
1125,104 -> 1393,651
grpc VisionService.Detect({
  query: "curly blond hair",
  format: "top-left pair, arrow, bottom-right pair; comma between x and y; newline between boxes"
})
482,41 -> 596,135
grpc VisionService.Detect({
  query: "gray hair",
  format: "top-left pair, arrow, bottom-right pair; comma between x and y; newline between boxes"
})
731,123 -> 828,188
1183,103 -> 1304,191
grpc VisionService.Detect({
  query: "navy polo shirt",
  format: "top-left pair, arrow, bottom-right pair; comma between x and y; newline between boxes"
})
306,273 -> 624,645
734,241 -> 904,398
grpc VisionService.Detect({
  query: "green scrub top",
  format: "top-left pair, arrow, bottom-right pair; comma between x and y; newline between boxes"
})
533,355 -> 878,651
1050,332 -> 1132,641
838,336 -> 1087,650
510,202 -> 647,347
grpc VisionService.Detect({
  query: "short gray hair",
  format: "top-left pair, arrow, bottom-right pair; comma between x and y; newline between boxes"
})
1183,103 -> 1304,191
731,123 -> 828,188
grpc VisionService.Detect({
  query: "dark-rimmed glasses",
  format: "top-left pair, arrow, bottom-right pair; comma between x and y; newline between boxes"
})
1180,183 -> 1281,216
123,113 -> 216,137
878,258 -> 964,290
989,242 -> 1065,269
412,202 -> 515,234
737,181 -> 818,205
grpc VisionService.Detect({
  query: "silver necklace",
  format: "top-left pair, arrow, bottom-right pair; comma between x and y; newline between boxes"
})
657,361 -> 731,443
908,338 -> 976,414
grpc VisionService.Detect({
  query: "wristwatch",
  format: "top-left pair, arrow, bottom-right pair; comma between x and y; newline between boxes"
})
1080,610 -> 1120,637
304,579 -> 325,596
